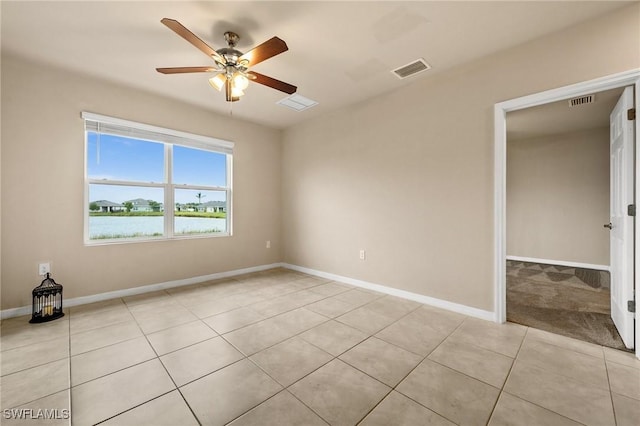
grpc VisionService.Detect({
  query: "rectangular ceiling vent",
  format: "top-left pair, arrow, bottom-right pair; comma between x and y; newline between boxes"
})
392,58 -> 431,79
277,94 -> 318,111
568,94 -> 595,107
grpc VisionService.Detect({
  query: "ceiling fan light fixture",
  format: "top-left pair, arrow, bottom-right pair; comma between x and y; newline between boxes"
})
231,86 -> 245,98
208,74 -> 226,91
232,73 -> 249,90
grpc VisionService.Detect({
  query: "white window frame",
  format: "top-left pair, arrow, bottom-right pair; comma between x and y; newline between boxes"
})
82,112 -> 233,245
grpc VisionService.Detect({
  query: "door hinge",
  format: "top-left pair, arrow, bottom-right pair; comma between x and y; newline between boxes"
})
628,204 -> 636,216
628,108 -> 636,121
629,300 -> 636,313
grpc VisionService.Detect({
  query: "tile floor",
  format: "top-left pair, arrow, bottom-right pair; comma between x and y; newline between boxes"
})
1,268 -> 639,425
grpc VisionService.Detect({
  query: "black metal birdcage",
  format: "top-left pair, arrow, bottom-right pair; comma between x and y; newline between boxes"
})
30,273 -> 64,323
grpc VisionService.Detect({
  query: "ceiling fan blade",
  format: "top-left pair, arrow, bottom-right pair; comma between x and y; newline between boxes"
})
156,66 -> 218,74
248,71 -> 297,94
239,37 -> 288,66
161,18 -> 225,64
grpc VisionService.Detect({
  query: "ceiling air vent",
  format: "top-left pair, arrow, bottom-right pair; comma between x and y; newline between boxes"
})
277,94 -> 318,111
392,58 -> 431,79
568,94 -> 595,107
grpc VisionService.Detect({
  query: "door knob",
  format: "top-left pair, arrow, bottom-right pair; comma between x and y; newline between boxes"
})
604,223 -> 613,229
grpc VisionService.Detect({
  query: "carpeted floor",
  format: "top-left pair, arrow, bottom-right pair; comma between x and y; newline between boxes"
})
506,260 -> 629,351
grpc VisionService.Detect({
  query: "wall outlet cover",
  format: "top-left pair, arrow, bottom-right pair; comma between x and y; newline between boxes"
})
38,262 -> 51,275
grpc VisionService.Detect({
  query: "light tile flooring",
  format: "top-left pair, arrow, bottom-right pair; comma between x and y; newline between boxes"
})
1,268 -> 639,425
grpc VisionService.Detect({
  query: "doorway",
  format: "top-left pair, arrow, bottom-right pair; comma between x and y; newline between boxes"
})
505,87 -> 624,349
494,70 -> 640,358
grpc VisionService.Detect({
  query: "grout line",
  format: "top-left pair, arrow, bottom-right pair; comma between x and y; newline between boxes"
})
69,304 -> 168,424
92,390 -> 178,425
280,389 -> 332,426
497,391 -> 592,426
0,351 -> 70,378
355,390 -> 395,425
66,309 -> 72,426
217,312 -> 333,358
223,335 -> 358,425
220,389 -> 286,425
297,322 -> 367,358
67,309 -> 73,426
342,306 -> 467,424
70,327 -> 143,357
2,273 -> 299,422
124,297 -> 203,426
484,324 -> 530,424
232,355 -> 334,424
1,329 -> 73,411
1,322 -> 69,354
166,356 -> 247,389
215,285 -> 421,361
177,276 -> 339,326
209,290 -> 412,424
362,319 -> 465,424
523,330 -> 609,359
604,357 -> 618,426
486,326 -> 596,425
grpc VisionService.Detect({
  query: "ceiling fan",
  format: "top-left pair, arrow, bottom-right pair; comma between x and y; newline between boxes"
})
156,18 -> 297,102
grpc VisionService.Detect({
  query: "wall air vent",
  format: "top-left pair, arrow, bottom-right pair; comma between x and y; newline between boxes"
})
277,94 -> 318,111
392,58 -> 431,79
568,94 -> 595,107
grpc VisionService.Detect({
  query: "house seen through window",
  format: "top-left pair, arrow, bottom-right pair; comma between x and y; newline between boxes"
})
84,112 -> 233,243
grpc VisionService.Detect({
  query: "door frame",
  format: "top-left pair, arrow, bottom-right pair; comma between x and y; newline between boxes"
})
493,69 -> 640,358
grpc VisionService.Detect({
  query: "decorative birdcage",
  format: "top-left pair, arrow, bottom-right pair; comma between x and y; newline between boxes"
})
30,273 -> 64,323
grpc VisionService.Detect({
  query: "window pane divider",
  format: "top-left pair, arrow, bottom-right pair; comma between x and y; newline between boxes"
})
165,144 -> 174,238
172,184 -> 229,191
88,179 -> 166,188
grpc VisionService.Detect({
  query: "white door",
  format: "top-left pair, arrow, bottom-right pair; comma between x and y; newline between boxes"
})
609,86 -> 635,349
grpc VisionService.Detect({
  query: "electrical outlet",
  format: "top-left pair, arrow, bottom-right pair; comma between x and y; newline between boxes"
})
359,250 -> 366,260
38,262 -> 51,276
266,240 -> 271,249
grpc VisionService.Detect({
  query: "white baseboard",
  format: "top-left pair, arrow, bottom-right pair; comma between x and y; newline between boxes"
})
0,305 -> 33,320
2,261 -> 496,323
282,263 -> 495,322
0,263 -> 284,320
506,255 -> 610,272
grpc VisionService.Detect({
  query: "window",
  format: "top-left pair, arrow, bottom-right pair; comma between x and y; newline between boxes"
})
83,112 -> 233,244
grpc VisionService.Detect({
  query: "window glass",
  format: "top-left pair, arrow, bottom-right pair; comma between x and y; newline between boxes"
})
173,145 -> 227,187
174,189 -> 227,235
87,132 -> 165,183
88,184 -> 164,240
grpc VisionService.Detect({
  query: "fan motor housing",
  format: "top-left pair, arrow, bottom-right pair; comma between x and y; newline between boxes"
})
217,47 -> 243,64
224,31 -> 239,47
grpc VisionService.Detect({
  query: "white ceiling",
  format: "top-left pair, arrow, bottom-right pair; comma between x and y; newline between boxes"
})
1,1 -> 633,129
507,87 -> 625,141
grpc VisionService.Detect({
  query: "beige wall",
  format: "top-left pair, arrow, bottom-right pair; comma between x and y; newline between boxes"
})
2,4 -> 639,313
507,128 -> 610,265
281,4 -> 639,311
1,54 -> 282,310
